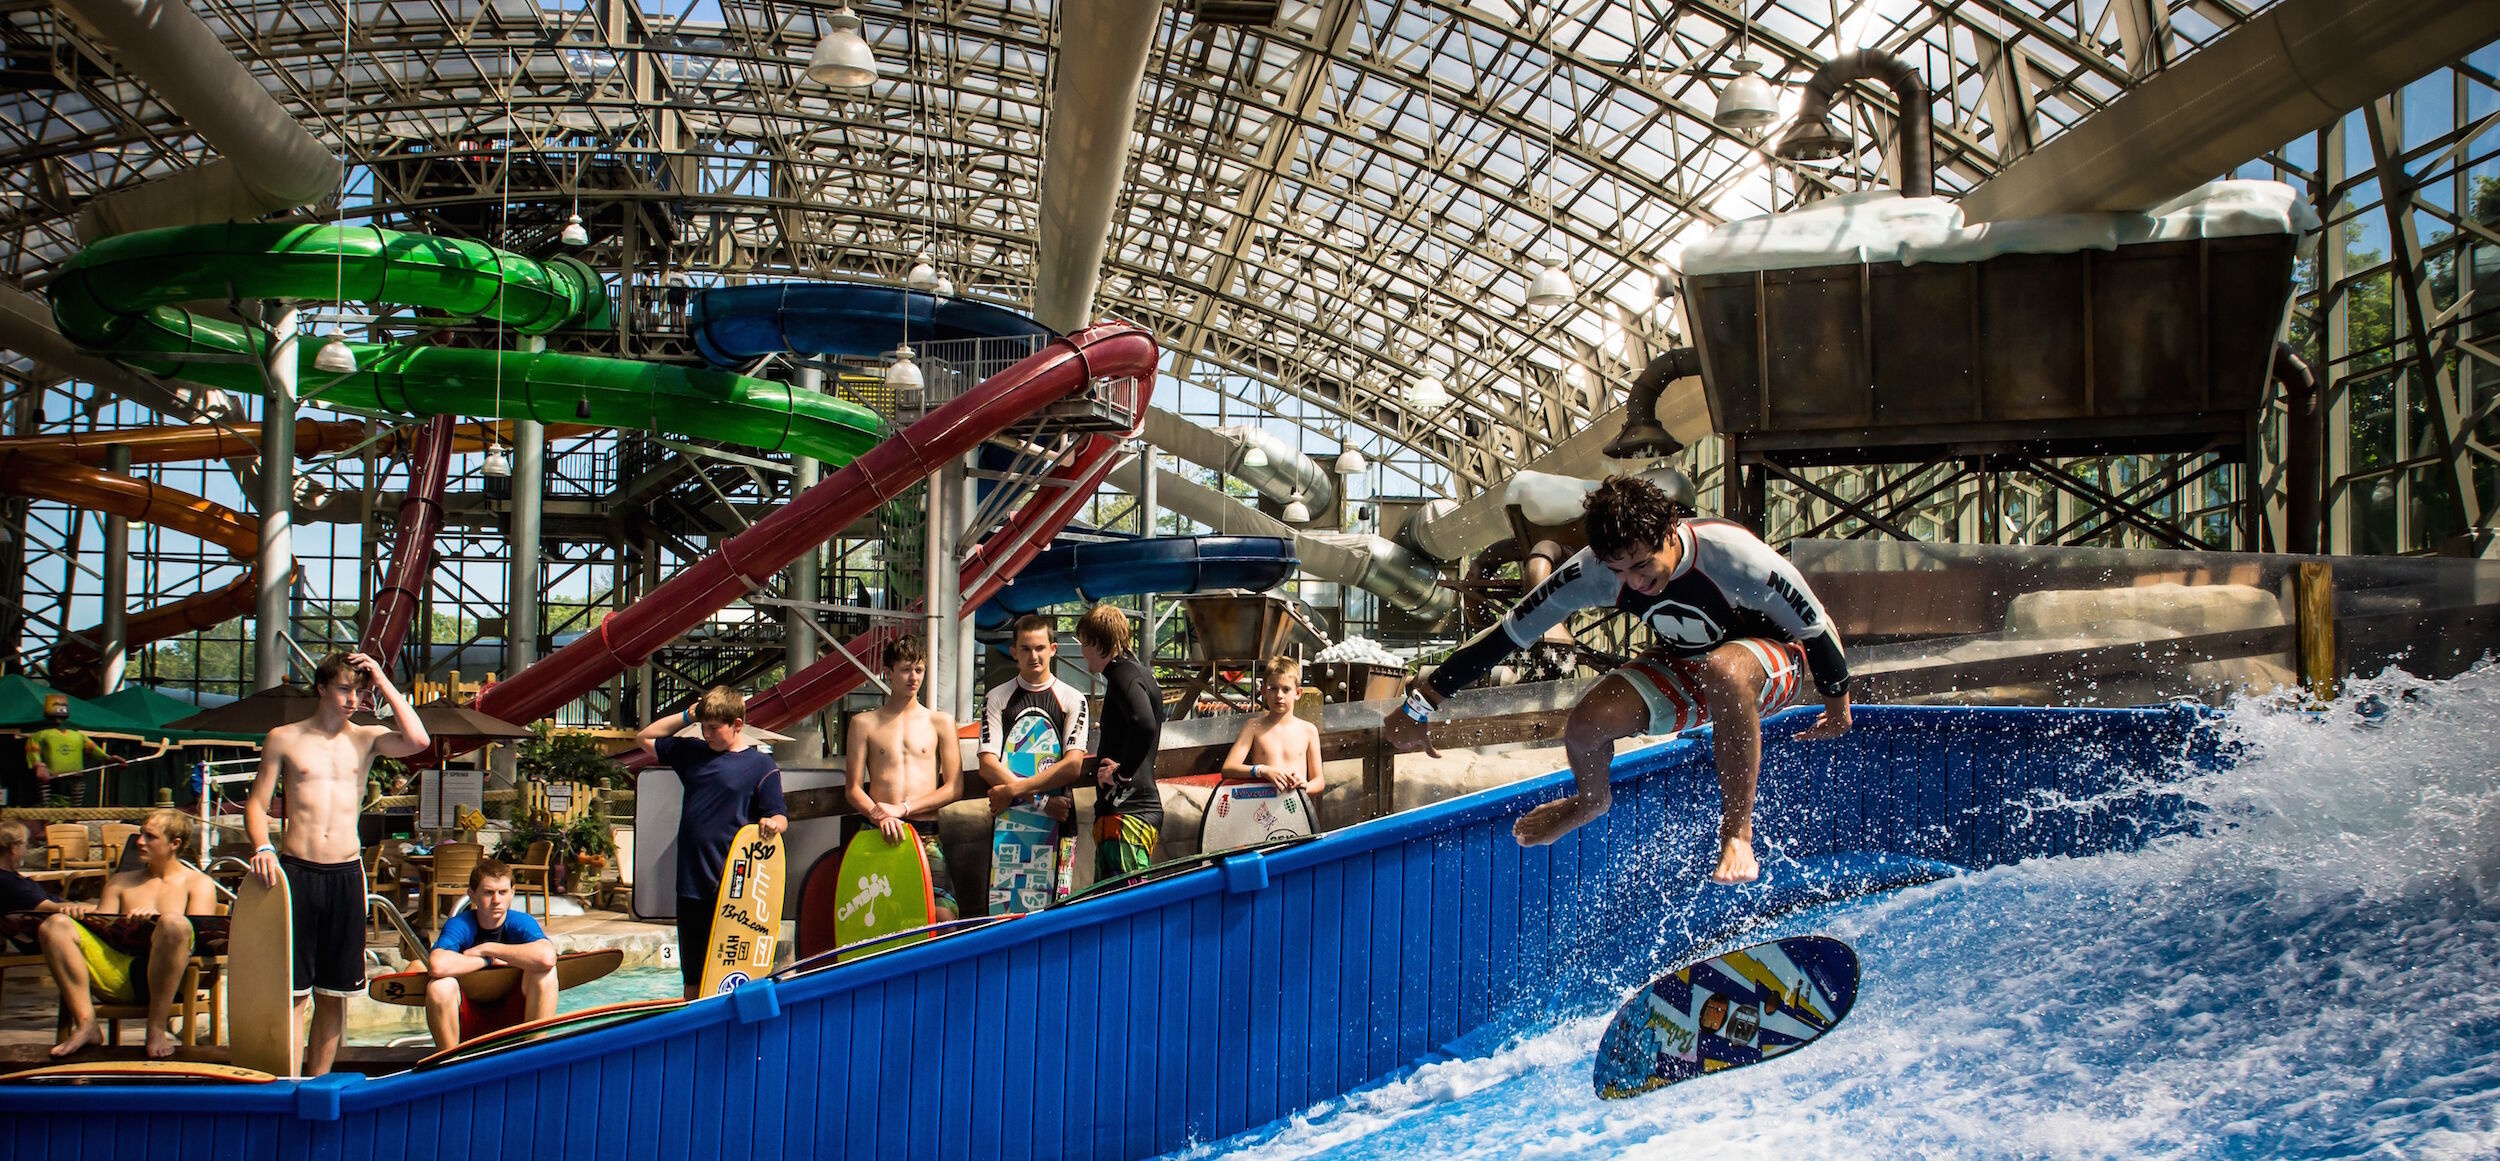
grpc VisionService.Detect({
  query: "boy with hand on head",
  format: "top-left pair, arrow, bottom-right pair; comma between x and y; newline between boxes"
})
1219,655 -> 1323,801
637,686 -> 788,999
844,636 -> 964,921
423,858 -> 556,1049
249,650 -> 431,1075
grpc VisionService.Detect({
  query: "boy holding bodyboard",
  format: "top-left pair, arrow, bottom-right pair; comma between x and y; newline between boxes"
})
980,614 -> 1089,912
843,635 -> 962,923
637,686 -> 788,998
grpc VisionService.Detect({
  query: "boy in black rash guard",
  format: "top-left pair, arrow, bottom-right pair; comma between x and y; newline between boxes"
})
636,686 -> 788,998
1074,604 -> 1163,879
1381,476 -> 1854,884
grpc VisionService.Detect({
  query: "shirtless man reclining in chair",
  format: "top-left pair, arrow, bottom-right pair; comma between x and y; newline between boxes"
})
37,809 -> 221,1059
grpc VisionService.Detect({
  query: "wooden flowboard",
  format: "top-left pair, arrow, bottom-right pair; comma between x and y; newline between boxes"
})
987,807 -> 1063,916
366,947 -> 626,1007
697,825 -> 785,994
364,947 -> 625,1040
829,829 -> 934,963
227,872 -> 298,1078
1199,780 -> 1316,854
416,997 -> 690,1069
1,1060 -> 277,1085
1591,934 -> 1861,1099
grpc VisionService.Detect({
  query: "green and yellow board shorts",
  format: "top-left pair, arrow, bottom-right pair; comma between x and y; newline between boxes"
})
1094,814 -> 1159,879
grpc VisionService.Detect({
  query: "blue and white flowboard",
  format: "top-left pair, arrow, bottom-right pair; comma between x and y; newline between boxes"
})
1591,934 -> 1860,1099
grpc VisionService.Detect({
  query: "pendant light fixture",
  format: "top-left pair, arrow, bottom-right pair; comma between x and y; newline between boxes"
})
1409,371 -> 1449,411
807,5 -> 880,90
1525,19 -> 1574,314
313,336 -> 359,374
885,345 -> 924,392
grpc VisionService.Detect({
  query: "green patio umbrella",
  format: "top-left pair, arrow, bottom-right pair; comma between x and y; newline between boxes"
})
91,685 -> 263,744
0,674 -> 166,738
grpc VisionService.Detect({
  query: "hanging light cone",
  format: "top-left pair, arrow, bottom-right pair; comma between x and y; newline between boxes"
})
1714,58 -> 1783,131
1238,442 -> 1270,470
1409,373 -> 1449,411
1282,495 -> 1312,524
807,7 -> 880,90
481,445 -> 512,478
884,345 -> 924,392
560,213 -> 590,247
906,254 -> 939,291
575,393 -> 593,420
312,336 -> 359,374
933,274 -> 954,299
1335,446 -> 1368,475
1527,260 -> 1575,311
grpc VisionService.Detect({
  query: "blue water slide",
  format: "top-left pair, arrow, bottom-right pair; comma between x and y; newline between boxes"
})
690,282 -> 1058,366
974,535 -> 1297,629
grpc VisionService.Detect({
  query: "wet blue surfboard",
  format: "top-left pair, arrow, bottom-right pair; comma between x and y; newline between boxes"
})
1591,934 -> 1859,1099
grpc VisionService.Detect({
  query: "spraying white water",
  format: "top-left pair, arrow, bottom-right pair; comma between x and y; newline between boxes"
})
1169,664 -> 2500,1160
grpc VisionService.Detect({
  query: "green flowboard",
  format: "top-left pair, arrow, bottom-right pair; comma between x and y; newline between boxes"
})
833,829 -> 935,964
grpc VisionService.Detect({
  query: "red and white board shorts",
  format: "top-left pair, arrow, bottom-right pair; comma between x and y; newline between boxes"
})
1614,638 -> 1809,736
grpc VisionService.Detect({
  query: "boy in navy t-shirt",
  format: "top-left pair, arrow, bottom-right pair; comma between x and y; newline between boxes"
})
636,685 -> 788,998
424,857 -> 556,1048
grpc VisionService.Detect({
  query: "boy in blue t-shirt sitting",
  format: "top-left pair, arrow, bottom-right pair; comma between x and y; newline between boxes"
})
425,858 -> 556,1048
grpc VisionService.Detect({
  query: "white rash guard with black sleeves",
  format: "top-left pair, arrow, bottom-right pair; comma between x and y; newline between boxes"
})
978,675 -> 1090,801
1428,519 -> 1850,700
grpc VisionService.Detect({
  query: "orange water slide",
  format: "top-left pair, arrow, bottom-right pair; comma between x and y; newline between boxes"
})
0,418 -> 582,694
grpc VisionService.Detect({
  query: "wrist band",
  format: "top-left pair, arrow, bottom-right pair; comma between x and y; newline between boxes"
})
681,709 -> 695,726
1402,688 -> 1434,723
255,844 -> 276,855
1250,763 -> 1261,779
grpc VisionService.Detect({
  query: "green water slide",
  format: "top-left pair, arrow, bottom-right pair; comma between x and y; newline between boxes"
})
46,223 -> 886,463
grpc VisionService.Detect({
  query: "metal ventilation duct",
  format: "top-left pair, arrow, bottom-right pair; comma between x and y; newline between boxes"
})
1141,407 -> 1336,516
62,0 -> 341,240
1107,457 -> 1450,619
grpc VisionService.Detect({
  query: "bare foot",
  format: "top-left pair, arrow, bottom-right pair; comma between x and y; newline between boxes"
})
1709,835 -> 1759,884
1513,795 -> 1609,847
50,1020 -> 103,1058
146,1028 -> 178,1059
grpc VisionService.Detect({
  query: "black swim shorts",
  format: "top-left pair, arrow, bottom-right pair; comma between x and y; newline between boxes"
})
281,854 -> 367,998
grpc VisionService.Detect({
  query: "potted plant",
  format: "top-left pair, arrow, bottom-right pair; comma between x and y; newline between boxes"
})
566,811 -> 615,881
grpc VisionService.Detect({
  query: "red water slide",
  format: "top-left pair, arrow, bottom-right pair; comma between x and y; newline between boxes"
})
739,427 -> 1135,734
358,416 -> 454,664
471,321 -> 1159,731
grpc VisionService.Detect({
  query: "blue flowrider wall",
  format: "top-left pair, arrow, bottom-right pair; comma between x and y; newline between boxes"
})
0,704 -> 2223,1160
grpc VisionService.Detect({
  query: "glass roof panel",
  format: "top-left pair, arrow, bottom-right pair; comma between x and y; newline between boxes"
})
0,0 -> 2267,489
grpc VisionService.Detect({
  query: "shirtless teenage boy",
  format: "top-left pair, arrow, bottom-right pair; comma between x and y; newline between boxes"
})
1219,655 -> 1323,801
844,636 -> 964,921
247,651 -> 432,1076
39,809 -> 219,1058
